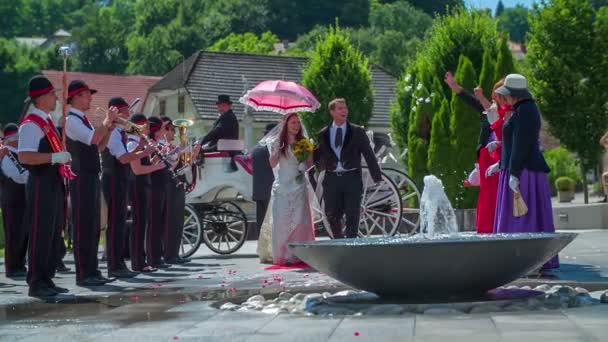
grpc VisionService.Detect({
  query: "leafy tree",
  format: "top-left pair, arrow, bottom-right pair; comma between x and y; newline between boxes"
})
404,0 -> 464,16
527,0 -> 608,203
209,32 -> 279,54
301,24 -> 374,139
449,55 -> 479,209
495,0 -> 505,16
0,39 -> 54,124
497,5 -> 530,43
267,0 -> 370,40
72,4 -> 133,73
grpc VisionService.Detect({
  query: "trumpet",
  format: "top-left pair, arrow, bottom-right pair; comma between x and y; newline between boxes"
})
173,118 -> 194,166
94,107 -> 148,134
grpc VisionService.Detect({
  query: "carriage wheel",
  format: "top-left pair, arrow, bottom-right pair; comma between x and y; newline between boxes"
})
382,168 -> 421,235
358,168 -> 403,237
179,204 -> 203,259
201,201 -> 248,255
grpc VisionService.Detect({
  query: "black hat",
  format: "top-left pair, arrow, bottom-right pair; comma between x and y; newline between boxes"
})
130,113 -> 148,125
67,80 -> 97,103
216,94 -> 232,104
160,116 -> 175,128
108,96 -> 129,109
28,75 -> 59,98
3,123 -> 19,138
148,116 -> 164,134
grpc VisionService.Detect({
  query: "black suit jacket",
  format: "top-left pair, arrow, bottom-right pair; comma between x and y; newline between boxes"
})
198,110 -> 239,150
500,98 -> 550,177
314,122 -> 382,183
251,143 -> 274,201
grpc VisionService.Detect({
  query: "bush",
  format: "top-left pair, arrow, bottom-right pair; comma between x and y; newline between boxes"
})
555,177 -> 575,192
544,147 -> 581,192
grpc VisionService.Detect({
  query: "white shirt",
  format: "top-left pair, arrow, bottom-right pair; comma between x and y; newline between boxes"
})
126,134 -> 141,153
1,146 -> 29,184
18,107 -> 51,153
107,128 -> 127,158
66,108 -> 94,145
329,122 -> 347,171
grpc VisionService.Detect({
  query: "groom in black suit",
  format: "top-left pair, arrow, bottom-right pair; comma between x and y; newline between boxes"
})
314,98 -> 382,239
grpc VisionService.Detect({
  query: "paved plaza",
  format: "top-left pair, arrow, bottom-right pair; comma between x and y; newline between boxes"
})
1,230 -> 608,341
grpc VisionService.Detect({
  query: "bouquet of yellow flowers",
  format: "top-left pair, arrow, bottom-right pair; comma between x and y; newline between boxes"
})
291,138 -> 314,183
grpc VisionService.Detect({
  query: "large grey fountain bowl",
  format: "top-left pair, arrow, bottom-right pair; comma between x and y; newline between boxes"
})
289,233 -> 576,298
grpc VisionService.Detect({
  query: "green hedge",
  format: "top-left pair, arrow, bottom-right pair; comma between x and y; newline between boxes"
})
555,176 -> 575,192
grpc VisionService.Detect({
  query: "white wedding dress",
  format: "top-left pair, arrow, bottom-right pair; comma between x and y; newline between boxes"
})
257,147 -> 315,265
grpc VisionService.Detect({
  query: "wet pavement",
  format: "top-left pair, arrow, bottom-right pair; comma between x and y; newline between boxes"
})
1,230 -> 608,341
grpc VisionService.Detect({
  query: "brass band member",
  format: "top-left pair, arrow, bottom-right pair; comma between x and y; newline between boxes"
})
1,124 -> 29,278
101,97 -> 155,278
147,116 -> 174,269
65,80 -> 116,287
18,75 -> 71,297
160,117 -> 191,264
127,114 -> 165,273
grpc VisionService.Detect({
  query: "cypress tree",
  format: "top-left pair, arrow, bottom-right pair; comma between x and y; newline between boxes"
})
478,48 -> 496,99
427,99 -> 454,197
301,23 -> 374,139
494,35 -> 516,82
450,55 -> 479,209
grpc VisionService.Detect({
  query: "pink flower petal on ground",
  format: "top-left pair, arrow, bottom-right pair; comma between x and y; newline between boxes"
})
354,331 -> 360,336
133,295 -> 139,301
173,336 -> 179,340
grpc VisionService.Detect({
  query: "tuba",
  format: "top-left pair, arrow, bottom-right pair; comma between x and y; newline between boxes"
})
172,118 -> 197,192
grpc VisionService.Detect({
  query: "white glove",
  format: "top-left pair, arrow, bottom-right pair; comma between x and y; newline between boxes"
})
486,141 -> 501,153
485,162 -> 500,177
466,163 -> 480,186
509,175 -> 520,193
297,163 -> 307,172
51,152 -> 72,165
484,103 -> 500,125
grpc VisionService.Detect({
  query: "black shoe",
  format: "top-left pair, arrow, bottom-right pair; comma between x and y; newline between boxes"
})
94,275 -> 114,284
6,271 -> 27,278
50,284 -> 69,294
28,285 -> 58,298
151,262 -> 171,269
56,264 -> 71,273
108,269 -> 138,278
165,257 -> 191,265
77,276 -> 107,287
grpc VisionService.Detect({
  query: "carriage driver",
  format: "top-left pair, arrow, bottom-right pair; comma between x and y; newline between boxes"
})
195,94 -> 239,152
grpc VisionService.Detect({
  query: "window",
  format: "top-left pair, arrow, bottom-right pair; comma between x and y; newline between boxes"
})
178,94 -> 185,113
159,99 -> 166,117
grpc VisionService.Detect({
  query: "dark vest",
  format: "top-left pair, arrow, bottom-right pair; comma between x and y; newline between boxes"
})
101,129 -> 130,179
66,112 -> 101,174
24,133 -> 61,179
129,137 -> 151,186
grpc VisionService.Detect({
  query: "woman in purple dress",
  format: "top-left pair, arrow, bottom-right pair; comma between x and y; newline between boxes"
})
493,74 -> 559,269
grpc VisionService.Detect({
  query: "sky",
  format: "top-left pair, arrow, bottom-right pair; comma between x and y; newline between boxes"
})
466,0 -> 536,10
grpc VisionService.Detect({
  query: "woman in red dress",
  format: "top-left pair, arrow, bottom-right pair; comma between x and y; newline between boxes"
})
445,74 -> 512,233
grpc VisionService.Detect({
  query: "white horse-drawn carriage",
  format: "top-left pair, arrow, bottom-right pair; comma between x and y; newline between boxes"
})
178,133 -> 421,258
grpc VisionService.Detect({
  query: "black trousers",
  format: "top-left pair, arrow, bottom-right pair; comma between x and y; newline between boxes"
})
102,173 -> 129,272
130,178 -> 150,271
70,172 -> 102,281
255,199 -> 270,238
322,170 -> 363,239
2,181 -> 27,274
148,174 -> 167,266
163,181 -> 185,261
25,172 -> 64,288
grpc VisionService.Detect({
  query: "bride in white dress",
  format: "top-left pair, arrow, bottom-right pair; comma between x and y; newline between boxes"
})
257,113 -> 315,265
